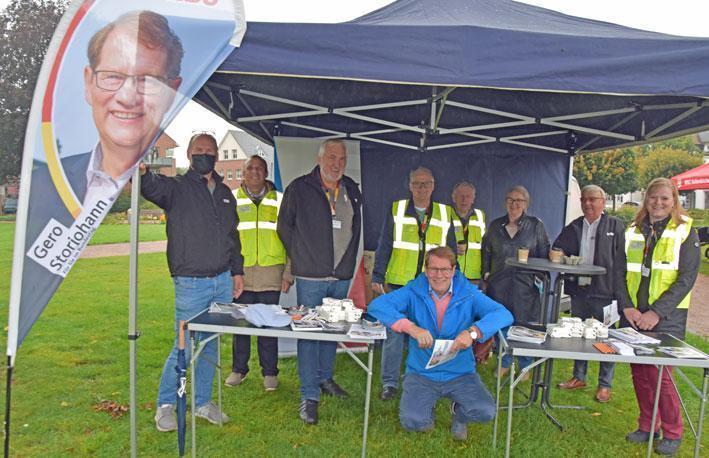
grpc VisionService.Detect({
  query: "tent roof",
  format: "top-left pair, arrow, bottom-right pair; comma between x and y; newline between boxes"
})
672,162 -> 709,191
196,0 -> 709,154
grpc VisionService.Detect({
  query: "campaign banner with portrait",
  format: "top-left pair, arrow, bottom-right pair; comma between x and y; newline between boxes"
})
7,0 -> 246,359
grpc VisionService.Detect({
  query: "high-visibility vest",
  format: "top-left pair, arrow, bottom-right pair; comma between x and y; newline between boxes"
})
625,216 -> 693,310
384,199 -> 451,286
234,188 -> 287,267
452,208 -> 486,280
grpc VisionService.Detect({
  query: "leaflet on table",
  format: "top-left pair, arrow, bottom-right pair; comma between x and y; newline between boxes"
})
425,340 -> 459,369
291,320 -> 324,331
657,346 -> 709,359
602,300 -> 620,327
507,326 -> 547,344
608,328 -> 661,345
347,323 -> 387,340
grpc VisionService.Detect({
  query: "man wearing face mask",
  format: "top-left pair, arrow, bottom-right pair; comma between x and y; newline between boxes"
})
140,133 -> 244,432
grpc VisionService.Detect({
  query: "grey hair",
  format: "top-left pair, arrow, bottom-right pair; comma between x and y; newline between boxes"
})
452,181 -> 476,196
409,166 -> 434,183
505,185 -> 530,205
186,133 -> 218,154
317,139 -> 347,158
581,184 -> 606,199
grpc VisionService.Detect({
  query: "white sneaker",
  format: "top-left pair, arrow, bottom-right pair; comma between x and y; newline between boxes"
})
264,375 -> 278,391
154,404 -> 177,432
225,372 -> 246,387
195,401 -> 229,425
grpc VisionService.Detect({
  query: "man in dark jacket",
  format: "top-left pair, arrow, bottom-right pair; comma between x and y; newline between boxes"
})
277,139 -> 362,425
141,133 -> 244,432
553,185 -> 625,403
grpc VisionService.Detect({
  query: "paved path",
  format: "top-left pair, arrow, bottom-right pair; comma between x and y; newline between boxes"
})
80,241 -> 709,337
80,240 -> 166,258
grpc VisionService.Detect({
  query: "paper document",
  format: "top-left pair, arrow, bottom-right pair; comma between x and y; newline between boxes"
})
347,323 -> 387,340
603,300 -> 620,327
425,340 -> 459,369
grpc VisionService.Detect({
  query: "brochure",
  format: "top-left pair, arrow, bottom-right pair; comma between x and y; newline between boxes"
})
347,323 -> 387,340
657,346 -> 709,359
507,326 -> 547,344
290,320 -> 323,332
608,327 -> 661,345
425,340 -> 459,369
602,300 -> 620,327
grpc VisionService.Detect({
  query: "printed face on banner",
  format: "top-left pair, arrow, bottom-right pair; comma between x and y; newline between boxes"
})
83,25 -> 181,179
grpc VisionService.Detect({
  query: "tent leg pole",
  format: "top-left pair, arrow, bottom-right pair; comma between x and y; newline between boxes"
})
4,356 -> 13,458
128,168 -> 141,458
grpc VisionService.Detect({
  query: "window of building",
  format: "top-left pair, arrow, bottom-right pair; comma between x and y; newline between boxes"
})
165,148 -> 174,158
222,149 -> 228,161
236,169 -> 242,180
227,170 -> 233,181
231,149 -> 238,159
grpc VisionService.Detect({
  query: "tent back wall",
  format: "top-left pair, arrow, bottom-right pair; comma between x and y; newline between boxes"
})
360,143 -> 569,250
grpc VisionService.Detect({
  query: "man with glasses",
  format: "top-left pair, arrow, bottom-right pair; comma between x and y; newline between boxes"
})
368,247 -> 512,440
372,167 -> 456,401
55,11 -> 183,207
552,185 -> 626,403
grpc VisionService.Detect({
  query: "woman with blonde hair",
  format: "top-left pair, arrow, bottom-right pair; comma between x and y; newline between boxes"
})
620,177 -> 700,455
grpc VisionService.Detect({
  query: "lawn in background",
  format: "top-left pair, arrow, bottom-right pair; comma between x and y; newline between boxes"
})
0,225 -> 707,456
88,224 -> 167,245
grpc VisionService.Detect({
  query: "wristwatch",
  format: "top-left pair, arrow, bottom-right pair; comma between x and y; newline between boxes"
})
469,328 -> 478,341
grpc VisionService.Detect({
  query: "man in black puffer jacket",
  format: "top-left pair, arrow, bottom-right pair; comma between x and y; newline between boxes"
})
553,185 -> 626,403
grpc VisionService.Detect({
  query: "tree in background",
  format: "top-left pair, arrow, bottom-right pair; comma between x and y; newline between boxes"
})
573,148 -> 638,210
636,147 -> 703,189
0,0 -> 66,182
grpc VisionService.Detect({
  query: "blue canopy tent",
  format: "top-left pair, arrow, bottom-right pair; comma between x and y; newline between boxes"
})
194,0 -> 709,246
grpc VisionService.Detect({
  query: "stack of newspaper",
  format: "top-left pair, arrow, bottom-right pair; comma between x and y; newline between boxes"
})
608,327 -> 661,345
507,326 -> 547,344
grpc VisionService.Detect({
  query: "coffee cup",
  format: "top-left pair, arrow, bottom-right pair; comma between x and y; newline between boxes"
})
517,247 -> 529,263
550,248 -> 563,263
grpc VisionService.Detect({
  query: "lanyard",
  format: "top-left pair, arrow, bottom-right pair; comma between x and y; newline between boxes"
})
324,186 -> 339,217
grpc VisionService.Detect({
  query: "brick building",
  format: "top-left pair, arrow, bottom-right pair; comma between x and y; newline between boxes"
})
215,130 -> 274,191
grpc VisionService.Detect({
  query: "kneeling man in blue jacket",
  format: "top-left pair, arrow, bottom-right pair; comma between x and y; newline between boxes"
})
368,246 -> 513,440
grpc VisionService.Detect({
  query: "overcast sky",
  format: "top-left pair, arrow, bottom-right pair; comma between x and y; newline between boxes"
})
3,0 -> 708,165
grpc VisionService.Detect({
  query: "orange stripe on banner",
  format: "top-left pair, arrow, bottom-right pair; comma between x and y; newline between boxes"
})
42,122 -> 81,218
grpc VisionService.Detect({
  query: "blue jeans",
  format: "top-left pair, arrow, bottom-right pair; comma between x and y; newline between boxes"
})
498,327 -> 532,370
296,278 -> 350,401
400,372 -> 496,431
381,328 -> 408,389
157,271 -> 232,407
380,283 -> 405,389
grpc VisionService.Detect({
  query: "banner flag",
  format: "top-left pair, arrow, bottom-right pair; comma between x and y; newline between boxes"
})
7,0 -> 246,360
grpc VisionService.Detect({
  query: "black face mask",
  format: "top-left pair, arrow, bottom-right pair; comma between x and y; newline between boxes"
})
191,154 -> 216,175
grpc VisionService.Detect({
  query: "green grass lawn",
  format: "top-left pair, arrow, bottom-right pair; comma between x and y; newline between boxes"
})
0,224 -> 707,456
88,224 -> 167,245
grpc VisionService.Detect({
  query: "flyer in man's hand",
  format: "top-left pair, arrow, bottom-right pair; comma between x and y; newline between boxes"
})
425,340 -> 459,369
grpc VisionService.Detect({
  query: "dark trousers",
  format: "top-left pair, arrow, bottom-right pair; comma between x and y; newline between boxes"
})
570,295 -> 616,388
231,290 -> 281,376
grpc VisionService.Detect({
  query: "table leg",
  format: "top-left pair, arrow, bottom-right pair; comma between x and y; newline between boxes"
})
647,365 -> 664,458
493,333 -> 504,448
505,361 -> 516,458
216,334 -> 222,427
695,369 -> 709,458
361,345 -> 374,458
190,333 -> 197,458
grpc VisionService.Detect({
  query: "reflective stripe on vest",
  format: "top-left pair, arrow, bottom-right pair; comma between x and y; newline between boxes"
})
385,200 -> 451,285
452,208 -> 485,279
625,216 -> 692,310
234,188 -> 286,267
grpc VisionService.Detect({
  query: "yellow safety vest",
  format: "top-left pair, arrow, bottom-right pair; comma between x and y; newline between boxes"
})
385,199 -> 451,286
234,187 -> 286,267
452,208 -> 486,280
625,216 -> 693,310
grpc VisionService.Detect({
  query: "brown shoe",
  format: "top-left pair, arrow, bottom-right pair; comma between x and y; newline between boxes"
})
595,387 -> 611,403
557,377 -> 587,390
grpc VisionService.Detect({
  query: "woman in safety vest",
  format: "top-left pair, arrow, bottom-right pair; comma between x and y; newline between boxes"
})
620,177 -> 700,456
